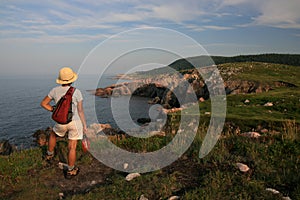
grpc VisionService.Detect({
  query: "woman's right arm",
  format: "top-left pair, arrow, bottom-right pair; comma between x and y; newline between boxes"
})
77,100 -> 88,134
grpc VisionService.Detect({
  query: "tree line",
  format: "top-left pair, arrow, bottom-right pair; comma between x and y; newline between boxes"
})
135,53 -> 300,75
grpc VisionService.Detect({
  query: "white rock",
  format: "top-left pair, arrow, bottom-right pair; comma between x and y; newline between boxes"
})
236,163 -> 250,172
266,188 -> 280,194
125,172 -> 141,181
123,163 -> 129,169
58,162 -> 68,170
149,131 -> 166,137
177,129 -> 184,134
188,122 -> 194,127
168,196 -> 180,200
264,102 -> 273,107
59,193 -> 64,200
204,112 -> 211,115
139,194 -> 148,200
260,128 -> 268,133
282,196 -> 292,200
241,132 -> 261,138
244,99 -> 250,103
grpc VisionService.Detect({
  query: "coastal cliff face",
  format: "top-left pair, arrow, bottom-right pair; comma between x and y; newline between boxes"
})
93,70 -> 210,108
93,63 -> 297,108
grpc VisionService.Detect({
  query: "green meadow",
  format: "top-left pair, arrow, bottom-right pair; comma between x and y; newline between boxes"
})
0,61 -> 299,200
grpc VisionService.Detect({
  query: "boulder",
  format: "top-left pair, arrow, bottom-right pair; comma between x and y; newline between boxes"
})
264,102 -> 273,107
168,196 -> 180,200
236,162 -> 250,172
94,73 -> 209,109
95,86 -> 115,97
32,129 -> 50,146
0,139 -> 16,155
139,194 -> 148,200
137,118 -> 151,124
241,131 -> 261,138
265,188 -> 280,194
148,96 -> 160,104
225,80 -> 270,94
32,127 -> 74,147
87,123 -> 127,141
125,172 -> 141,181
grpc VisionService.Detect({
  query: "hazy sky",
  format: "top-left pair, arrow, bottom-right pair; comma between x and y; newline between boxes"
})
1,0 -> 300,76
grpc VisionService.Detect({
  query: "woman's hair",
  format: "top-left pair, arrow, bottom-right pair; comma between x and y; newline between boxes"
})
62,83 -> 72,86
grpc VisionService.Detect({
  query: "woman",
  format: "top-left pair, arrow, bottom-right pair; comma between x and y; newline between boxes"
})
40,67 -> 87,179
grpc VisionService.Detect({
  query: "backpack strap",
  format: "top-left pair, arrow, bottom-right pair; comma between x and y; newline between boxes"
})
66,86 -> 75,96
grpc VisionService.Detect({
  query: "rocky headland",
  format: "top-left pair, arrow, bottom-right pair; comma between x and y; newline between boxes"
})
92,64 -> 297,109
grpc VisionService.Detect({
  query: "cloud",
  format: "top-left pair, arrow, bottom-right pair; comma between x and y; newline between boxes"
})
183,24 -> 205,32
220,0 -> 250,6
0,33 -> 110,44
1,0 -> 214,44
182,23 -> 233,32
218,0 -> 300,29
203,25 -> 233,30
1,0 -> 300,46
253,0 -> 300,29
139,2 -> 205,23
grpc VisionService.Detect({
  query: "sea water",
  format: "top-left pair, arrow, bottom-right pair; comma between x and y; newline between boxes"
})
0,74 -> 151,149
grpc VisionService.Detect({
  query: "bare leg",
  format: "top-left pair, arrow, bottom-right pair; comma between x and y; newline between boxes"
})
68,139 -> 78,168
48,131 -> 57,153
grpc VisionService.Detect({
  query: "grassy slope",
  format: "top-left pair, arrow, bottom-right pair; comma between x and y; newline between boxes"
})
0,62 -> 299,200
227,62 -> 300,124
198,62 -> 300,126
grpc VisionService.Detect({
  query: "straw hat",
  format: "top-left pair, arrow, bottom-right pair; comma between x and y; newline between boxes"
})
56,67 -> 78,84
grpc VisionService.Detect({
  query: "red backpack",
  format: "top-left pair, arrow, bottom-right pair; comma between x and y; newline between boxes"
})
52,87 -> 75,124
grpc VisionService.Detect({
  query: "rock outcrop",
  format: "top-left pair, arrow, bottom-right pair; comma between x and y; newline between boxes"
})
93,72 -> 210,108
0,139 -> 16,155
224,80 -> 271,94
93,65 -> 297,109
32,128 -> 52,146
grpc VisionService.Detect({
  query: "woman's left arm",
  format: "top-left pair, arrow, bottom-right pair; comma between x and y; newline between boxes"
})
40,96 -> 53,112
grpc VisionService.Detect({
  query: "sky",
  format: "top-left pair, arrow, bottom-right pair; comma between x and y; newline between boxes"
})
1,0 -> 300,76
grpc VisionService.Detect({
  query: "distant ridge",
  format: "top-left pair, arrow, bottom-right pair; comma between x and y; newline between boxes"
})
169,53 -> 300,71
135,53 -> 300,75
213,53 -> 300,65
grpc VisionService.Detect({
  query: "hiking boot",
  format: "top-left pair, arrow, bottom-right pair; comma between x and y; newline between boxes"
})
64,166 -> 80,179
45,154 -> 54,161
42,154 -> 55,166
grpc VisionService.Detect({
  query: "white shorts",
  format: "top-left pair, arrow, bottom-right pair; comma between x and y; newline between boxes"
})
53,120 -> 83,140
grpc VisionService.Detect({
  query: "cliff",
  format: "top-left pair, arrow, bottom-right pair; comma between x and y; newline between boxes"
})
93,62 -> 297,109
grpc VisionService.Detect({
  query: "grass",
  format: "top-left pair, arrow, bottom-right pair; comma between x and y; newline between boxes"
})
0,116 -> 299,200
226,90 -> 300,122
1,62 -> 299,199
218,62 -> 300,85
195,87 -> 300,128
67,120 -> 299,200
0,148 -> 59,200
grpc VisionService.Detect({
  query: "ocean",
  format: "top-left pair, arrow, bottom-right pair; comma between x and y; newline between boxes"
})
0,75 -> 151,149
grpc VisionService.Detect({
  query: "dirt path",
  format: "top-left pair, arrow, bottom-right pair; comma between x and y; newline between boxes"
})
41,158 -> 113,196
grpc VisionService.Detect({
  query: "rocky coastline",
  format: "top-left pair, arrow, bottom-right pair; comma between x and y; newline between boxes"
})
92,66 -> 296,109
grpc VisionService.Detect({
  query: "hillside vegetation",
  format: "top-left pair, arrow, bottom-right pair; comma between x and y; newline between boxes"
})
134,53 -> 300,76
0,57 -> 299,200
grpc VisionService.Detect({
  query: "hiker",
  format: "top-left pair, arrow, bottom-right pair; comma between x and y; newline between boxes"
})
40,67 -> 87,179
